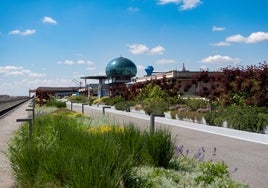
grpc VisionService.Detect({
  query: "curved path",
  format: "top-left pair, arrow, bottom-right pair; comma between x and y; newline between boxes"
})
70,103 -> 268,188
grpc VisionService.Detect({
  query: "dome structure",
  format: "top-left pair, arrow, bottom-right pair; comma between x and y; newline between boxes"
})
105,57 -> 137,77
145,65 -> 154,76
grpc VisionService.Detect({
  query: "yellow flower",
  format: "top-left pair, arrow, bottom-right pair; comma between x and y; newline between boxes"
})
88,125 -> 124,134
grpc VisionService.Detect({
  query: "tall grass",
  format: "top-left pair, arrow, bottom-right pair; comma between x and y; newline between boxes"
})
8,110 -> 175,187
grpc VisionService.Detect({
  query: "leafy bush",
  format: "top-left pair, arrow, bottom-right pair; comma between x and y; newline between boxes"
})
68,95 -> 88,103
115,101 -> 135,112
124,157 -> 248,188
143,98 -> 168,115
144,130 -> 175,168
181,98 -> 208,111
102,96 -> 125,106
204,106 -> 268,133
92,97 -> 107,105
196,161 -> 229,185
8,110 -> 176,187
46,100 -> 66,108
177,110 -> 204,123
9,109 -> 248,187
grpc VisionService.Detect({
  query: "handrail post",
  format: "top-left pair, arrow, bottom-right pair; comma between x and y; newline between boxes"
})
150,113 -> 165,134
82,104 -> 87,114
102,106 -> 111,115
26,108 -> 35,120
16,118 -> 33,139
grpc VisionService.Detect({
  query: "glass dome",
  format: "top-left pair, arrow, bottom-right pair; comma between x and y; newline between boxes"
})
105,57 -> 137,77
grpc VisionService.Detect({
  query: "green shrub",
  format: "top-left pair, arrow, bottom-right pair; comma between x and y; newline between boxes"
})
143,98 -> 168,115
144,129 -> 175,168
68,95 -> 88,103
115,101 -> 135,112
204,106 -> 268,133
8,108 -> 249,187
8,110 -> 176,187
170,111 -> 177,119
103,96 -> 125,106
177,111 -> 204,123
182,98 -> 208,111
46,100 -> 66,108
196,161 -> 229,185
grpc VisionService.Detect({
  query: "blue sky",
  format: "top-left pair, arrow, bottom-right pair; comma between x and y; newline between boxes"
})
1,0 -> 268,96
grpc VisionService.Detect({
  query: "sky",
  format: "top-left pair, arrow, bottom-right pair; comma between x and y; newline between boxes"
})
1,0 -> 268,96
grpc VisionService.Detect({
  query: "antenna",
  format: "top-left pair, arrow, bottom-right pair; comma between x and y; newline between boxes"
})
182,63 -> 186,71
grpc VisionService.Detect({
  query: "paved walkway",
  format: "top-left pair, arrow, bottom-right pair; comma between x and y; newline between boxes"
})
70,103 -> 268,188
0,101 -> 30,188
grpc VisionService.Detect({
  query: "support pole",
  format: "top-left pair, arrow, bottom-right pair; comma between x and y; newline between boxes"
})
82,104 -> 87,114
26,108 -> 35,120
16,118 -> 33,139
150,113 -> 165,134
102,106 -> 111,115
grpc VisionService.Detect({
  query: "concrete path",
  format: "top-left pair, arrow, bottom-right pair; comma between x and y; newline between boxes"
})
0,101 -> 30,188
70,103 -> 268,188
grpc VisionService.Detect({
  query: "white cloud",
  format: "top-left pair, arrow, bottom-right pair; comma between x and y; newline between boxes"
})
201,55 -> 240,64
77,60 -> 94,65
77,60 -> 86,64
180,0 -> 202,10
158,0 -> 179,5
137,65 -> 145,71
42,16 -> 57,24
0,66 -> 45,78
212,26 -> 225,31
87,67 -> 96,71
226,34 -> 245,43
0,66 -> 24,76
58,59 -> 94,65
211,41 -> 230,46
28,72 -> 46,78
157,0 -> 201,10
155,59 -> 176,65
128,44 -> 149,55
128,44 -> 165,55
150,45 -> 166,55
128,7 -> 140,12
58,59 -> 74,65
9,29 -> 36,36
213,31 -> 268,47
226,32 -> 268,44
246,32 -> 268,43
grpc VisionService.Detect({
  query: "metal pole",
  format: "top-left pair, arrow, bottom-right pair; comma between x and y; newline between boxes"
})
16,118 -> 33,139
150,113 -> 165,134
82,104 -> 87,114
26,108 -> 34,120
102,106 -> 111,115
150,114 -> 155,133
